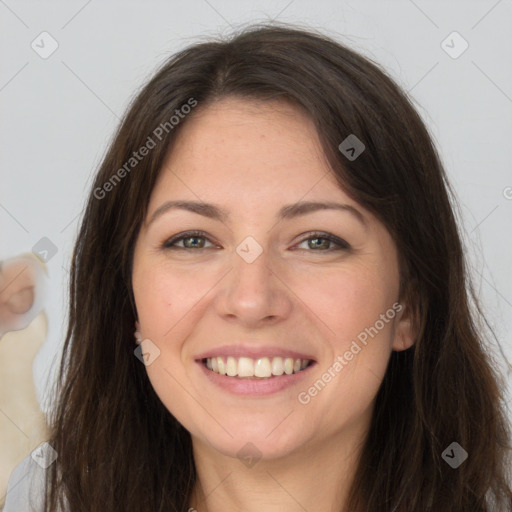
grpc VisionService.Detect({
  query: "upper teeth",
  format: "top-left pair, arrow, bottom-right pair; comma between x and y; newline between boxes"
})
205,356 -> 310,378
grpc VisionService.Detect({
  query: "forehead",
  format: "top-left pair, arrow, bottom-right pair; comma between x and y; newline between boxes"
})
153,97 -> 348,204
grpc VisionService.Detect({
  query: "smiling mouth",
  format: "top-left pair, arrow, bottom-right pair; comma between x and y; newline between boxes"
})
201,356 -> 314,379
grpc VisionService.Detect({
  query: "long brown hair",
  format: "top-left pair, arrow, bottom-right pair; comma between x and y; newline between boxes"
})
45,22 -> 512,512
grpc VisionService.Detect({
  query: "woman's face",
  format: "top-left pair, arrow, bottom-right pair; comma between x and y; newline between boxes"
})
132,97 -> 414,461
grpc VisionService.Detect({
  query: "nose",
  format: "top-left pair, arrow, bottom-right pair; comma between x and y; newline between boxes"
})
213,243 -> 293,328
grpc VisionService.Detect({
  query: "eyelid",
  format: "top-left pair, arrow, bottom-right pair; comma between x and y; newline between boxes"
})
161,230 -> 351,252
162,230 -> 218,249
294,231 -> 351,250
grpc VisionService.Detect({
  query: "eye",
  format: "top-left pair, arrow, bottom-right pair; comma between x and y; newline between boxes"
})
294,232 -> 351,252
162,231 -> 217,250
161,230 -> 351,252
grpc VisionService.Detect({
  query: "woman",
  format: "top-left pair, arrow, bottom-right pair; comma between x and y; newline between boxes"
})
5,23 -> 511,512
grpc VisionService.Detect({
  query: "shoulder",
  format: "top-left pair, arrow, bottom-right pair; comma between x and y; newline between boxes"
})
3,453 -> 47,512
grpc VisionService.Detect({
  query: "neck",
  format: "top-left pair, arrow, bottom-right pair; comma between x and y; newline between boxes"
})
188,414 -> 370,512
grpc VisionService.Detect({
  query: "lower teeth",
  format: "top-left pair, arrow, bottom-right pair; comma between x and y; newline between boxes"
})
238,375 -> 276,380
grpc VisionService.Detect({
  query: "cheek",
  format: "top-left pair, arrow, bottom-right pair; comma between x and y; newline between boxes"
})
297,260 -> 399,345
132,263 -> 201,422
132,262 -> 210,339
296,260 -> 398,394
295,267 -> 398,429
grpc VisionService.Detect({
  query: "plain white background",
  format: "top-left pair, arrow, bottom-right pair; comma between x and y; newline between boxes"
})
1,0 -> 511,420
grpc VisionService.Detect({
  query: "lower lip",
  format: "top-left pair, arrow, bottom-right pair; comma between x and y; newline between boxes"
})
196,360 -> 316,396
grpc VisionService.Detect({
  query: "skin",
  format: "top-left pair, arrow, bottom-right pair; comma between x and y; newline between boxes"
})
131,97 -> 416,512
0,255 -> 49,509
0,257 -> 39,336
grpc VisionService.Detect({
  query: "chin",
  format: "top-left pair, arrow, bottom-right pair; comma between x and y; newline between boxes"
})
189,413 -> 316,463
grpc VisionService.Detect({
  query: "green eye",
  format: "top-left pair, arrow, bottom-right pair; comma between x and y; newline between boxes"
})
295,232 -> 351,251
162,231 -> 214,250
161,231 -> 351,252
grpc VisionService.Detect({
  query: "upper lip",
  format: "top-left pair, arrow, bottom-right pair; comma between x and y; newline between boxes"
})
195,344 -> 316,362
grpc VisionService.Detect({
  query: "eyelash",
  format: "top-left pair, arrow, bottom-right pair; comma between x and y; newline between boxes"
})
161,230 -> 351,252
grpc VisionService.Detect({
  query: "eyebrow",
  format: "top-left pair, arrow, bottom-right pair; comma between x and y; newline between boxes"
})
147,200 -> 367,227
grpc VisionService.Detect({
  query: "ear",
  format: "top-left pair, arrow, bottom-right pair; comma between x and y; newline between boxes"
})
134,320 -> 142,345
391,303 -> 417,352
391,276 -> 421,352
